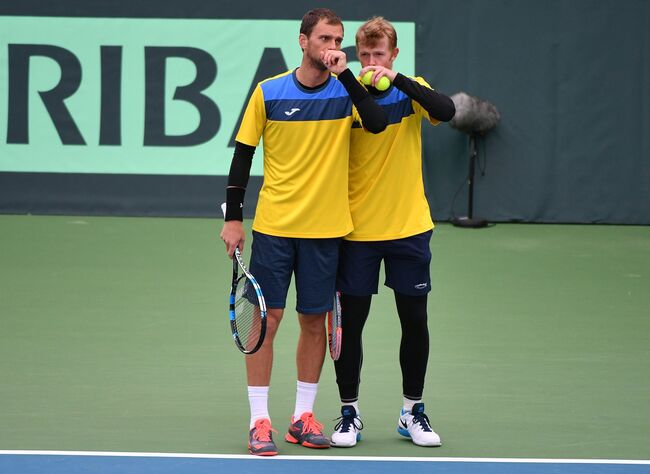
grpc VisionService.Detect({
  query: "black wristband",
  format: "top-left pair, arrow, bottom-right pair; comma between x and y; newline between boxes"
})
225,187 -> 245,221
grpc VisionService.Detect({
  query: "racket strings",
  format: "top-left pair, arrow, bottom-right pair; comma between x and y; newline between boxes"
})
328,293 -> 342,360
234,277 -> 263,351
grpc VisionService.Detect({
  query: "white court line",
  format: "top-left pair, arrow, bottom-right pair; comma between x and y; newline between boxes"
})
0,451 -> 649,465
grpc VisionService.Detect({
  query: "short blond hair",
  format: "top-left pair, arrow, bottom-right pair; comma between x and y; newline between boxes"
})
355,16 -> 398,51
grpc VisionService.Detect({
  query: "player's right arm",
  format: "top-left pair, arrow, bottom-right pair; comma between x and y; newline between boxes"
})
322,50 -> 387,134
338,68 -> 387,134
220,141 -> 256,257
220,85 -> 265,258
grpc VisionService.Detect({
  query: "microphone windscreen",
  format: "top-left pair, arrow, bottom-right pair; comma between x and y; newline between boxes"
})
449,92 -> 500,134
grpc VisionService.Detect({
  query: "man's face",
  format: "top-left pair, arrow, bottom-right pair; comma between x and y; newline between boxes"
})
300,19 -> 344,71
357,36 -> 398,69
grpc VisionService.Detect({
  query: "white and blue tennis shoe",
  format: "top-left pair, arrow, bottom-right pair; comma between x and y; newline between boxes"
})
331,405 -> 363,447
397,403 -> 441,447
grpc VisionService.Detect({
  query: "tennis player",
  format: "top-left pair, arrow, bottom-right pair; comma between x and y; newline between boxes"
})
330,16 -> 455,448
220,9 -> 386,456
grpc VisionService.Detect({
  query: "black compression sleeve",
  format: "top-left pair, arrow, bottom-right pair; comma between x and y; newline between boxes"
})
227,141 -> 255,188
393,73 -> 456,122
337,68 -> 387,134
395,292 -> 429,399
225,141 -> 255,221
334,294 -> 372,402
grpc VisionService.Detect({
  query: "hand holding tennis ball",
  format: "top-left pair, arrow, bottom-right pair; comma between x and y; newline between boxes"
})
361,70 -> 391,91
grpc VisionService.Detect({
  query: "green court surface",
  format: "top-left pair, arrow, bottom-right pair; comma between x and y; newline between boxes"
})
1,215 -> 649,460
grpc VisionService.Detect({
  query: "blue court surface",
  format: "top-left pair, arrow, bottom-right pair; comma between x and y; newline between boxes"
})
1,452 -> 649,474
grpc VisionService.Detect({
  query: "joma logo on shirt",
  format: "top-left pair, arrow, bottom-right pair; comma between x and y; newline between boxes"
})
284,108 -> 300,116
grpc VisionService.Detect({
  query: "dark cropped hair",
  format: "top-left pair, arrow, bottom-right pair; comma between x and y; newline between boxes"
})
300,8 -> 343,37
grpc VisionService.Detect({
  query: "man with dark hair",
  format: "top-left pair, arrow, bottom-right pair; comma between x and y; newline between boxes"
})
330,16 -> 455,448
220,8 -> 386,456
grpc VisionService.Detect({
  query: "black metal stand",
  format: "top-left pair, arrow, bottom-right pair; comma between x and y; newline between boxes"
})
451,133 -> 488,228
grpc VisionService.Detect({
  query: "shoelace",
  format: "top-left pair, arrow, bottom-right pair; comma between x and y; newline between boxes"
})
253,420 -> 277,442
334,414 -> 363,433
411,412 -> 433,432
299,413 -> 324,435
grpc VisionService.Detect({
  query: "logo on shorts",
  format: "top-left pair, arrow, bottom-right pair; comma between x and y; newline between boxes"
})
414,283 -> 428,290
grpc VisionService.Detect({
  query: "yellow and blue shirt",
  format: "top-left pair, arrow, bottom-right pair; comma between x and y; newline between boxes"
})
236,70 -> 360,238
346,76 -> 440,241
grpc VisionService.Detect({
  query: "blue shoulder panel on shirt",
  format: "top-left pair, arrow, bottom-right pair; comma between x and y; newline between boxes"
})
351,88 -> 415,129
265,97 -> 352,121
377,89 -> 415,126
382,98 -> 415,125
261,71 -> 352,122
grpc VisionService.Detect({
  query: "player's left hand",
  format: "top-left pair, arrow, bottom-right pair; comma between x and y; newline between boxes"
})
321,49 -> 347,75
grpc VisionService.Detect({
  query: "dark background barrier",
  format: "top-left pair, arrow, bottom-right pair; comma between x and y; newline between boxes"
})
1,0 -> 648,223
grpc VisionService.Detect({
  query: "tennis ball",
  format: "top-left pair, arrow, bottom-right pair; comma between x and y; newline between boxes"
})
361,70 -> 373,86
375,76 -> 391,91
361,71 -> 391,91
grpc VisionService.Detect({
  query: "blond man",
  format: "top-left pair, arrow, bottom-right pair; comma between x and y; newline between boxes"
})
331,16 -> 455,448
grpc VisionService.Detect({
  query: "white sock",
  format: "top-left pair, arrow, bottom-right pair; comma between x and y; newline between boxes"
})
403,397 -> 421,413
342,400 -> 360,415
248,386 -> 270,429
293,380 -> 318,420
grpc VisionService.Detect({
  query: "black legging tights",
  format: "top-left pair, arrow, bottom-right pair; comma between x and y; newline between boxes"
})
334,292 -> 430,402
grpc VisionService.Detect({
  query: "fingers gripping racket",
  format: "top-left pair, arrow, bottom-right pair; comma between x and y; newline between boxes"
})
327,291 -> 342,360
229,247 -> 267,354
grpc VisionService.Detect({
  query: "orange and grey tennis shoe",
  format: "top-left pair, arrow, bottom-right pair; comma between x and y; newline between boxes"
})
248,418 -> 278,456
284,412 -> 330,448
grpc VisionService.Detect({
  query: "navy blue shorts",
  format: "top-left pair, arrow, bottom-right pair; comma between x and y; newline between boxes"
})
249,231 -> 340,314
337,230 -> 433,296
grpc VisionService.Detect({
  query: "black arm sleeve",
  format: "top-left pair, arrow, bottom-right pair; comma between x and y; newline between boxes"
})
393,73 -> 456,122
224,141 -> 255,221
337,68 -> 387,134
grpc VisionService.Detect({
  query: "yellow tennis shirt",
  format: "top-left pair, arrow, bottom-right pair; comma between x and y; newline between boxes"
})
346,76 -> 440,241
236,70 -> 358,238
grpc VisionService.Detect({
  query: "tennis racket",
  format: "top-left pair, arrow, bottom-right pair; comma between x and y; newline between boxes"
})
327,291 -> 342,360
229,247 -> 267,354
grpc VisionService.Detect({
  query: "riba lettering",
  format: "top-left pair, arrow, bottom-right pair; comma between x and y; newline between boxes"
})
6,44 -> 221,146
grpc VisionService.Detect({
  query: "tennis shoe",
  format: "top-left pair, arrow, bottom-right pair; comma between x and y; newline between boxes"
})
397,403 -> 441,447
285,412 -> 330,448
248,418 -> 278,456
331,405 -> 363,447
